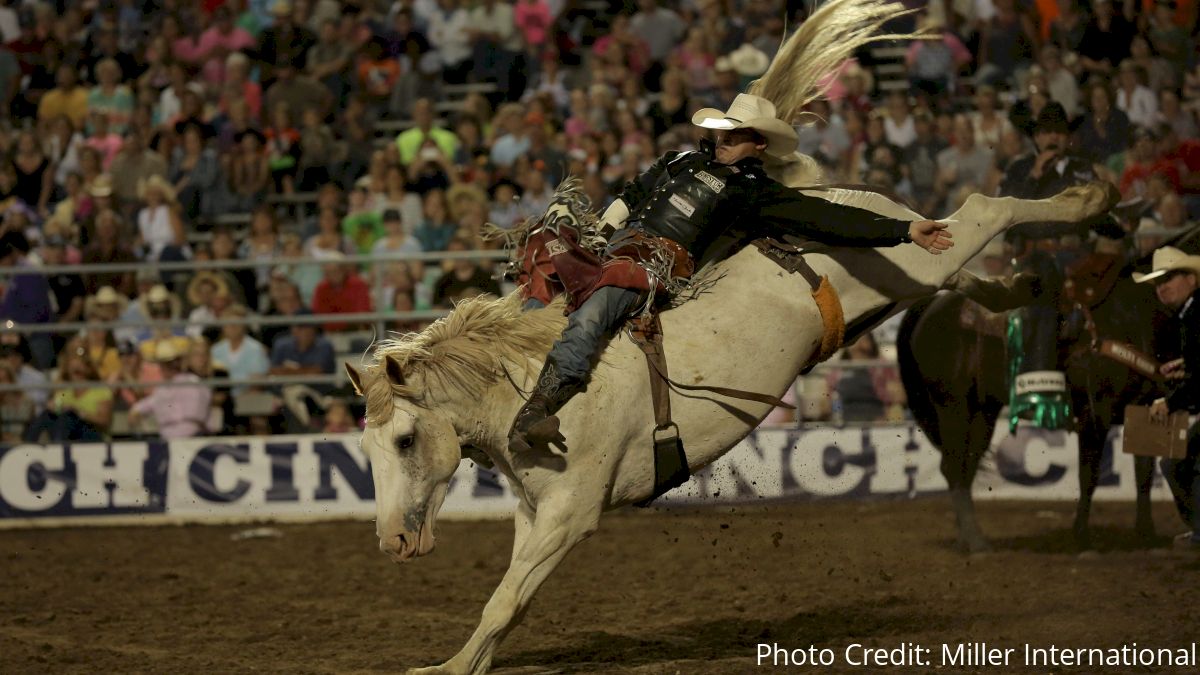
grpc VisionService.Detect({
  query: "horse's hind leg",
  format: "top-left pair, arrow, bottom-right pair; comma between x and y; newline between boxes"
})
1134,456 -> 1158,542
410,491 -> 602,675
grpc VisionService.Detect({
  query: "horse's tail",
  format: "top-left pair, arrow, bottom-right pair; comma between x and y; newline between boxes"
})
897,295 -> 943,448
748,0 -> 924,123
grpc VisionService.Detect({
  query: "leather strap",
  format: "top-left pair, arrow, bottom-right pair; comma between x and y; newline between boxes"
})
629,314 -> 688,507
629,315 -> 675,428
627,313 -> 795,507
1097,339 -> 1161,381
629,315 -> 796,412
752,238 -> 846,368
752,238 -> 822,289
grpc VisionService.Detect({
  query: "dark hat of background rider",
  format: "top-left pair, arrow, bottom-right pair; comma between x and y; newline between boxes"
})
1033,102 -> 1070,135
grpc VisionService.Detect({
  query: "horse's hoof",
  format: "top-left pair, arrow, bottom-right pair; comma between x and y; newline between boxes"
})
406,665 -> 465,675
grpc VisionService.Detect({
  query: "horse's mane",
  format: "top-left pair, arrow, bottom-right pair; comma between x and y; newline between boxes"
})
361,294 -> 567,424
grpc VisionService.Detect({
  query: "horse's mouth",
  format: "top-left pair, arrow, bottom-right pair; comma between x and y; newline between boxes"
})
384,518 -> 436,563
380,483 -> 449,563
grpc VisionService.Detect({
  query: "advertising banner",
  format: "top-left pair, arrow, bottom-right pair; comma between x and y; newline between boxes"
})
0,425 -> 1175,528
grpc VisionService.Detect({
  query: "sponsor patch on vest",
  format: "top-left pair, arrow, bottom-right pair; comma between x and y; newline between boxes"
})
695,171 -> 726,193
546,238 -> 569,256
669,194 -> 696,217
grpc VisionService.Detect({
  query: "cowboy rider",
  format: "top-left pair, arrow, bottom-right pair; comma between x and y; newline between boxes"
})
999,101 -> 1127,428
509,94 -> 953,453
1138,246 -> 1200,552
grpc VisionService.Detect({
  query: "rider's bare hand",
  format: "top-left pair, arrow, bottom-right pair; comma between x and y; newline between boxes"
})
1160,358 -> 1187,381
909,220 -> 953,254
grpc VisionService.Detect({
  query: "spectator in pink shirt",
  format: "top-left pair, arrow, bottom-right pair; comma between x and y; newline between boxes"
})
129,340 -> 212,439
84,111 -> 124,169
514,0 -> 552,55
218,52 -> 262,119
197,7 -> 256,85
592,14 -> 651,76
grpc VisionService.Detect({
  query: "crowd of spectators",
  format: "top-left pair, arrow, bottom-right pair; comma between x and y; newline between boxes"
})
2,0 -> 1200,439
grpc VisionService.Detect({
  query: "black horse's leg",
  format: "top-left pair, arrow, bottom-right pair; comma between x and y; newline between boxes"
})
1134,456 -> 1158,542
943,409 -> 996,553
1073,419 -> 1106,550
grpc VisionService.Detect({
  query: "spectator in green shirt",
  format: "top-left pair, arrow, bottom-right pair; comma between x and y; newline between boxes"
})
395,97 -> 460,165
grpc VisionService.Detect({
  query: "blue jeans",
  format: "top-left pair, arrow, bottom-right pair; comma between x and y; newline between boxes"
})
1160,419 -> 1200,541
545,286 -> 643,382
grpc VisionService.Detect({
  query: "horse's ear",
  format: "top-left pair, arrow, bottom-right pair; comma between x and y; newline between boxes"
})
345,363 -> 366,395
384,355 -> 405,386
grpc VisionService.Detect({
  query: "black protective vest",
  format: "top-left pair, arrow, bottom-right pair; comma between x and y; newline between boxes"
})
631,151 -> 752,258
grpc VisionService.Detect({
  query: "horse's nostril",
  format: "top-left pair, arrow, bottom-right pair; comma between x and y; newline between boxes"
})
380,534 -> 406,555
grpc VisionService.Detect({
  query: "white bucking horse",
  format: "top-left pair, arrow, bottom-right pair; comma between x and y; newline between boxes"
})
344,175 -> 1116,674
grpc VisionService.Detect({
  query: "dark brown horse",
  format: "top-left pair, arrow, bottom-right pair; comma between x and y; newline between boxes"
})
895,233 -> 1198,551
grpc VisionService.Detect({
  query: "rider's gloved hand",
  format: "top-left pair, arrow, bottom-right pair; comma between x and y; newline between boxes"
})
599,199 -> 629,237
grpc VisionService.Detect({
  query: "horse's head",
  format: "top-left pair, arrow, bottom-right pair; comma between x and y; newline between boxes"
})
346,357 -> 460,563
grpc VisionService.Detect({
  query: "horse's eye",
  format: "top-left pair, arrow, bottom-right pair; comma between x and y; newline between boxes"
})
396,434 -> 415,451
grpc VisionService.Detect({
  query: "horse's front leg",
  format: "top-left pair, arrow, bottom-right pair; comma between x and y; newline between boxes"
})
1134,455 -> 1158,542
408,491 -> 603,675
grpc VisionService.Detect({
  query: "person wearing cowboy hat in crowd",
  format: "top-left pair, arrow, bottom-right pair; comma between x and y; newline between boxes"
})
1136,246 -> 1200,551
185,270 -> 234,342
107,339 -> 147,409
508,93 -> 952,452
135,174 -> 187,263
111,268 -> 159,344
998,100 -> 1127,427
129,340 -> 212,439
135,284 -> 191,361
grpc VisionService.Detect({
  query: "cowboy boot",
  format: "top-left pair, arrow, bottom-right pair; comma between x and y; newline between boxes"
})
508,361 -> 583,453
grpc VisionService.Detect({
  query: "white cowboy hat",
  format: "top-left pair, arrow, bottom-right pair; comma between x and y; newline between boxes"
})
147,284 -> 171,304
727,44 -> 769,77
137,174 -> 176,203
153,340 -> 184,363
89,173 -> 114,198
1133,246 -> 1200,283
691,93 -> 799,159
85,285 -> 130,318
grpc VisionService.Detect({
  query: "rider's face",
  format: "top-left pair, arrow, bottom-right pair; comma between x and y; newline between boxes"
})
715,130 -> 766,165
1155,271 -> 1198,311
1035,129 -> 1068,155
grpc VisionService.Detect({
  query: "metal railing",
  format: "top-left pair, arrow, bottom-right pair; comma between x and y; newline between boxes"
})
1,249 -> 512,337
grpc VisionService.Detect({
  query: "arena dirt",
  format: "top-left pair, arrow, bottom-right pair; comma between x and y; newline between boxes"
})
2,499 -> 1197,674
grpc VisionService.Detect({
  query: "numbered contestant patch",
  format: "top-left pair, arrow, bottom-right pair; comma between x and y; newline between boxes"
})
695,171 -> 726,193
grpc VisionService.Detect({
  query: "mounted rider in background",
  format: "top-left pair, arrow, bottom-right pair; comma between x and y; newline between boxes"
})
999,101 -> 1128,429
